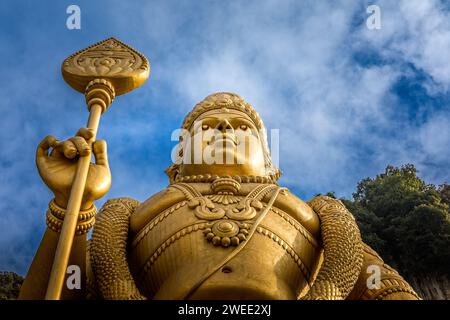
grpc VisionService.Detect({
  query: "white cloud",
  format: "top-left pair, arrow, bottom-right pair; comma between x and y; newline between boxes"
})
359,0 -> 450,90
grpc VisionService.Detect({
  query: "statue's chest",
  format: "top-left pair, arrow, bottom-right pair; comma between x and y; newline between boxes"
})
128,183 -> 322,299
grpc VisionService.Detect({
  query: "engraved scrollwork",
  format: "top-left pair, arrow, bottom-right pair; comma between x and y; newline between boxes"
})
63,38 -> 149,77
174,181 -> 276,248
225,198 -> 262,220
208,194 -> 241,205
188,197 -> 225,220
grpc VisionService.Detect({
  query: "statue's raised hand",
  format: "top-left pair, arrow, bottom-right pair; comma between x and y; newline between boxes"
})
36,128 -> 111,210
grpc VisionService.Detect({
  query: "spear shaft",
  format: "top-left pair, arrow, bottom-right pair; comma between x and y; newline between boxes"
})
43,37 -> 149,299
45,103 -> 103,300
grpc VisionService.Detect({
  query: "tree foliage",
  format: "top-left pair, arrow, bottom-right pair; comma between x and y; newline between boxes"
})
343,164 -> 450,276
0,272 -> 23,300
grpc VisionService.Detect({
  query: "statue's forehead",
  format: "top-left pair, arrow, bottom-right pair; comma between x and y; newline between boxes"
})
195,108 -> 253,121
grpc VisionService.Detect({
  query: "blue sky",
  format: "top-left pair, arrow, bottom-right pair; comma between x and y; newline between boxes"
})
0,0 -> 449,275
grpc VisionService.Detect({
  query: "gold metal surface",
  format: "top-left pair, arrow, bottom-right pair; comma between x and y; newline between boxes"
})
20,43 -> 419,300
38,38 -> 149,300
62,38 -> 150,96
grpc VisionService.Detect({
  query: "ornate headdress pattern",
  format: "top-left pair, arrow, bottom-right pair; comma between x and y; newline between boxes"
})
166,92 -> 281,183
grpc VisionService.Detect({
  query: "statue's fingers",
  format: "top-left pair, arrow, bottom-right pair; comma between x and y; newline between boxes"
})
36,135 -> 59,159
36,136 -> 60,170
69,136 -> 91,157
93,140 -> 108,166
36,135 -> 58,158
56,140 -> 78,159
76,127 -> 94,141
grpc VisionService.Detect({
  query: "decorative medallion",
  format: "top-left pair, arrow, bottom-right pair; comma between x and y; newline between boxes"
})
203,220 -> 250,247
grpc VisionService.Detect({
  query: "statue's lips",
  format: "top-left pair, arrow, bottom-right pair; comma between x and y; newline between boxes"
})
211,136 -> 238,146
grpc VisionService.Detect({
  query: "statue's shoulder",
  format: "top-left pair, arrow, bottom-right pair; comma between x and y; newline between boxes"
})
271,188 -> 321,238
130,186 -> 186,233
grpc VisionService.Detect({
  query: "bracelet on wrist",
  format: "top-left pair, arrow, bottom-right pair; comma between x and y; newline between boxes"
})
46,199 -> 97,235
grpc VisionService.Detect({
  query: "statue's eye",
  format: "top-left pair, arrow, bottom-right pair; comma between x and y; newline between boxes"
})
202,124 -> 209,130
240,124 -> 248,131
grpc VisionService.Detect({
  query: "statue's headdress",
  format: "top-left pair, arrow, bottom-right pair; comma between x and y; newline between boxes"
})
166,92 -> 281,183
181,92 -> 264,130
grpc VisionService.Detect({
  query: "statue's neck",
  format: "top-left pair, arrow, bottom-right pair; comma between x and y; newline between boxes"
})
175,174 -> 276,185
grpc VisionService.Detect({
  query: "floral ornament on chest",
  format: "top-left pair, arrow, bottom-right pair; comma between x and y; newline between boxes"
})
171,177 -> 278,247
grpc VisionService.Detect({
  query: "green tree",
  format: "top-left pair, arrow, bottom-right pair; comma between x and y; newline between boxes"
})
438,184 -> 450,206
0,272 -> 23,300
345,164 -> 450,277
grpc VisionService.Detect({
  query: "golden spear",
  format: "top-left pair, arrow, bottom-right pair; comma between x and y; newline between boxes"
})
45,38 -> 150,299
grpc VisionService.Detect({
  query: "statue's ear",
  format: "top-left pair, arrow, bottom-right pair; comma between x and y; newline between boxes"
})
165,164 -> 180,184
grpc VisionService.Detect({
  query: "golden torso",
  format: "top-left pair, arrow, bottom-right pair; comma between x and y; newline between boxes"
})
128,180 -> 322,299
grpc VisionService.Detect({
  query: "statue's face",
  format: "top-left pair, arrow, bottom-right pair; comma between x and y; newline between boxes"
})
180,109 -> 267,177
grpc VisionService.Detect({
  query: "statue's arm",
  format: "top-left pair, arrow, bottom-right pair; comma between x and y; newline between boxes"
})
20,129 -> 111,300
89,197 -> 146,300
301,196 -> 364,300
19,213 -> 89,300
303,196 -> 420,300
346,243 -> 420,300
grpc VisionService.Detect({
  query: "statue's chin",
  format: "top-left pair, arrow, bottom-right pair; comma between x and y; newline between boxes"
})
180,162 -> 266,178
181,146 -> 267,177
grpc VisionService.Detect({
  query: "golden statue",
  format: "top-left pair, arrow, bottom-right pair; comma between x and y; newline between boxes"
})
19,38 -> 420,300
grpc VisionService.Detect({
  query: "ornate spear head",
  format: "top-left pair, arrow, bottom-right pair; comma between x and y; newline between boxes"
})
61,37 -> 150,100
44,38 -> 149,300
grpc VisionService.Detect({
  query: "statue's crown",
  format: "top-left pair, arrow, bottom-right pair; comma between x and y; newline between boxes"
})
181,92 -> 265,130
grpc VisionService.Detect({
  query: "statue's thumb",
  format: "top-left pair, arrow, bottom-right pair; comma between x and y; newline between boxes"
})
93,140 -> 108,166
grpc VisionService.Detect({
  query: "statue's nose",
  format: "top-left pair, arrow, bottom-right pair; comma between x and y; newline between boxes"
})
215,119 -> 234,133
